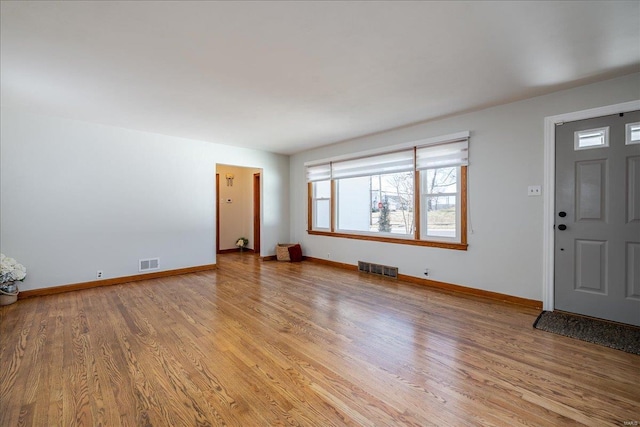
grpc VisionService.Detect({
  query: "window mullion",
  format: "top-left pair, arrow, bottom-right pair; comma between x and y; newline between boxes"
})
414,147 -> 420,240
330,179 -> 336,233
307,182 -> 312,232
460,166 -> 468,246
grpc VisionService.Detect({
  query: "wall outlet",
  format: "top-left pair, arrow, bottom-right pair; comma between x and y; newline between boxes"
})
96,270 -> 103,279
527,185 -> 542,196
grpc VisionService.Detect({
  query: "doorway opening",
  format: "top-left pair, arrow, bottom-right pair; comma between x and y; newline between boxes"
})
215,164 -> 262,255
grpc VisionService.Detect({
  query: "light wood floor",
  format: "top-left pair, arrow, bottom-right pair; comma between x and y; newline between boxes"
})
1,253 -> 638,426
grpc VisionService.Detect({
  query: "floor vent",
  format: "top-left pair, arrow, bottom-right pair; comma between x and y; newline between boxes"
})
358,261 -> 398,279
139,257 -> 160,272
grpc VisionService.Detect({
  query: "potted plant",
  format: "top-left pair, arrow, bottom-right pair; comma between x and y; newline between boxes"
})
235,237 -> 249,252
0,253 -> 26,306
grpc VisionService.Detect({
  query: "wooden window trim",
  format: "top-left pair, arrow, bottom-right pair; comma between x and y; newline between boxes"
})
330,179 -> 336,232
307,182 -> 313,232
413,147 -> 420,240
307,229 -> 468,250
460,166 -> 468,246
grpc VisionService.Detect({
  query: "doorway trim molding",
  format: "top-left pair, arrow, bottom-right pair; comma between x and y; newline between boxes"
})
542,100 -> 640,311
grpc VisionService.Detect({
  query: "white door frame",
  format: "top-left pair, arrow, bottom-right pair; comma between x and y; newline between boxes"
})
542,100 -> 640,311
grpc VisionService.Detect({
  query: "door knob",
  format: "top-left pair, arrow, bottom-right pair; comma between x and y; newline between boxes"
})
558,224 -> 567,230
558,211 -> 567,217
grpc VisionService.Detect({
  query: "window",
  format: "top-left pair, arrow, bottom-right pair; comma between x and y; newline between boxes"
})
421,167 -> 459,241
626,122 -> 640,145
312,180 -> 331,230
574,127 -> 609,150
307,136 -> 468,250
332,149 -> 415,237
336,172 -> 415,236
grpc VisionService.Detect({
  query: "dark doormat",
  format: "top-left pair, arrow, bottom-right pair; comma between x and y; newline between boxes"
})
533,311 -> 640,355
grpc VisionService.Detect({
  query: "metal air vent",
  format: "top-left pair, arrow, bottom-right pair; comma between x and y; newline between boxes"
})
139,257 -> 160,272
358,261 -> 398,279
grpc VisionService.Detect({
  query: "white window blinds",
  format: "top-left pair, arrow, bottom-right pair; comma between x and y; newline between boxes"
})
416,139 -> 468,170
305,163 -> 331,182
331,150 -> 414,180
305,135 -> 469,181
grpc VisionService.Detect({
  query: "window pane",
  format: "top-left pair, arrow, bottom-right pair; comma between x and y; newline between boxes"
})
337,176 -> 372,232
425,167 -> 457,194
314,199 -> 330,229
420,167 -> 460,242
423,196 -> 457,239
314,180 -> 331,198
337,172 -> 414,235
627,122 -> 640,145
574,127 -> 609,150
377,172 -> 414,235
312,180 -> 331,230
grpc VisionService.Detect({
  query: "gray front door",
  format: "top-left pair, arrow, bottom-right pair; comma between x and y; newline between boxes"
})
555,111 -> 640,326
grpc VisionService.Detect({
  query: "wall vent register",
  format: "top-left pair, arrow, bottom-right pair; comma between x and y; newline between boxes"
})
358,261 -> 399,279
139,258 -> 160,272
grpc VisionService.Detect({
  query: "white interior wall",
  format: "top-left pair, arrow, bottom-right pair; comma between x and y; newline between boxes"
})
0,109 -> 289,291
3,74 -> 638,298
290,73 -> 640,301
217,164 -> 261,250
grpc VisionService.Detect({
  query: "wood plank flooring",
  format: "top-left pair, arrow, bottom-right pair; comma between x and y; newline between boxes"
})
1,253 -> 638,426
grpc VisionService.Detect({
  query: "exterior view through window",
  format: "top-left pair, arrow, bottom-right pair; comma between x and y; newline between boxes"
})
337,172 -> 414,236
422,167 -> 459,240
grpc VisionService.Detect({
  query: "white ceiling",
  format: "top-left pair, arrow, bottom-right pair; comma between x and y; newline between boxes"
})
1,1 -> 639,155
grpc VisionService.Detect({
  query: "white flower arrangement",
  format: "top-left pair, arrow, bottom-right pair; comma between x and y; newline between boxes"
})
1,253 -> 27,284
235,237 -> 249,249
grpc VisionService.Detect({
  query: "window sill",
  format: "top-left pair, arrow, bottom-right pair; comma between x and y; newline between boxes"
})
307,230 -> 468,251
